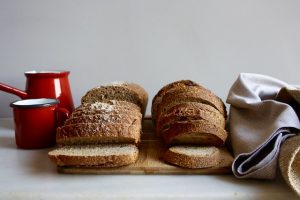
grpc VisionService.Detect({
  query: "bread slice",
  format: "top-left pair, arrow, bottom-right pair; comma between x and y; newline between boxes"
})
161,120 -> 227,146
64,113 -> 142,126
156,102 -> 225,134
152,80 -> 201,121
157,87 -> 226,119
48,144 -> 139,167
163,145 -> 221,168
81,82 -> 148,115
56,123 -> 141,145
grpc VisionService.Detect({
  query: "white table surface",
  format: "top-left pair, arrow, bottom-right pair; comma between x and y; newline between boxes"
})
0,118 -> 298,200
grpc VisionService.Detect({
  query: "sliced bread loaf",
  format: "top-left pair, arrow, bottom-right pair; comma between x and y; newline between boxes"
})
56,123 -> 141,145
48,144 -> 139,167
81,82 -> 148,115
156,102 -> 225,134
161,120 -> 228,146
163,145 -> 221,168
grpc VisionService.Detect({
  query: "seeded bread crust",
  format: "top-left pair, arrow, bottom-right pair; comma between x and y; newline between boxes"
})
56,123 -> 141,145
81,82 -> 148,115
79,100 -> 141,113
70,101 -> 141,119
161,120 -> 228,146
163,145 -> 221,168
152,80 -> 201,121
156,102 -> 225,134
157,87 -> 226,119
48,144 -> 139,167
64,113 -> 142,126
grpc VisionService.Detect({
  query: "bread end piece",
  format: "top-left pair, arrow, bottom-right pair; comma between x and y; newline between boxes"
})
48,144 -> 139,167
163,145 -> 220,168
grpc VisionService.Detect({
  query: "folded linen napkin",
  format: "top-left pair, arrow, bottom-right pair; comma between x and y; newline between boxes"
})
227,73 -> 300,182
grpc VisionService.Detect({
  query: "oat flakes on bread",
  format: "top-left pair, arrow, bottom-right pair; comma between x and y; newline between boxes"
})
48,144 -> 139,167
70,101 -> 141,119
81,82 -> 148,115
64,113 -> 142,126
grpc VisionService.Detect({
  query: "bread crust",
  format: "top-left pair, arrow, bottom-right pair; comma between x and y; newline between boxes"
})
64,113 -> 142,126
157,86 -> 226,118
152,80 -> 201,121
156,102 -> 225,134
161,120 -> 227,146
81,83 -> 148,115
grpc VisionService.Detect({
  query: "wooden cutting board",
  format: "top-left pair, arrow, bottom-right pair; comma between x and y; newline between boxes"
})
58,118 -> 233,174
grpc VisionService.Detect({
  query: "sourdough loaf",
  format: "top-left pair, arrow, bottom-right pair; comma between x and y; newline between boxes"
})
48,144 -> 139,167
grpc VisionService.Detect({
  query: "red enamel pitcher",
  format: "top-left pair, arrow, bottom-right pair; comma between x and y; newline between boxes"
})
0,70 -> 74,113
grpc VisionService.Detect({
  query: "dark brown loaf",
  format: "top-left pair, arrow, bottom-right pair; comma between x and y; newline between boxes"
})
56,123 -> 141,145
156,102 -> 225,134
161,120 -> 228,146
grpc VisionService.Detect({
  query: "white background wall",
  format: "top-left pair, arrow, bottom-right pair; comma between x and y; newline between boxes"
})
0,0 -> 300,117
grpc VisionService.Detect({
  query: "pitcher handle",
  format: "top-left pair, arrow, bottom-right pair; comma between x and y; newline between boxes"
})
56,107 -> 70,127
0,83 -> 27,99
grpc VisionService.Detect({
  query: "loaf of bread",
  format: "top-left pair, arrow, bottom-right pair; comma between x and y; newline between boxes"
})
48,144 -> 139,167
49,81 -> 148,169
152,80 -> 229,169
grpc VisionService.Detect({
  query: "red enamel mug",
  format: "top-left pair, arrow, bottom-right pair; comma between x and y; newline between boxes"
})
0,70 -> 74,113
10,98 -> 69,149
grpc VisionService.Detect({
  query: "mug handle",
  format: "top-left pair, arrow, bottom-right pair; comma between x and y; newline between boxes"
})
56,107 -> 70,127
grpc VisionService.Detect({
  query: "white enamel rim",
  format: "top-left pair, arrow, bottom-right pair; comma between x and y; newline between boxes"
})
10,98 -> 59,108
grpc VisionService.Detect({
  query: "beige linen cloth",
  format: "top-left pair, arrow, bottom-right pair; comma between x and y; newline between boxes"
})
227,73 -> 300,195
